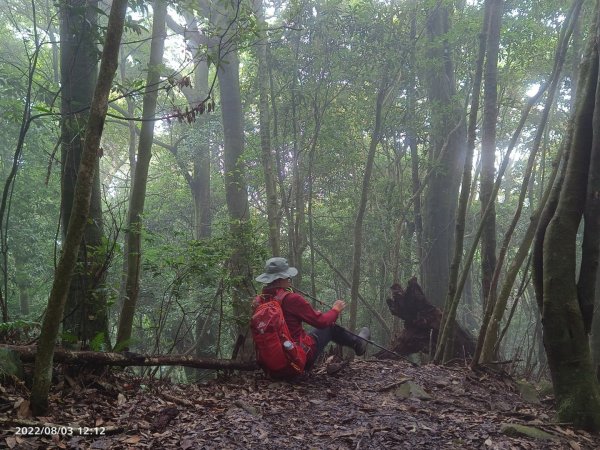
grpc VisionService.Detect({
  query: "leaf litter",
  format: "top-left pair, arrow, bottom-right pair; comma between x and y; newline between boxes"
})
1,358 -> 599,449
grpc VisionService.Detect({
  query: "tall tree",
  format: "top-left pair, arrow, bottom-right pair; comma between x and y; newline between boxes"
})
253,0 -> 280,256
349,76 -> 396,332
208,0 -> 255,351
479,0 -> 502,310
535,1 -> 600,429
165,10 -> 216,367
439,0 -> 489,363
31,0 -> 129,415
59,0 -> 109,346
421,3 -> 467,307
116,0 -> 168,349
477,0 -> 584,364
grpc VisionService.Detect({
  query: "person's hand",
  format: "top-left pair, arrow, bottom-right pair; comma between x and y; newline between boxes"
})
332,299 -> 346,313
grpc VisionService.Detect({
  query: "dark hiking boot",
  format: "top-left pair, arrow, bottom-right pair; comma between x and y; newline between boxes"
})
354,327 -> 371,356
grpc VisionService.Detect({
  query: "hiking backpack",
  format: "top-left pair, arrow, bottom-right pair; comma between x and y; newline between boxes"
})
250,289 -> 307,377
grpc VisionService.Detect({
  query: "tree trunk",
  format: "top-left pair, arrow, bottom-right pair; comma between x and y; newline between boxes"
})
349,82 -> 388,332
592,267 -> 600,371
421,5 -> 467,308
435,79 -> 545,362
60,0 -> 108,347
540,7 -> 600,428
213,5 -> 254,356
478,0 -> 583,363
14,255 -> 30,316
479,0 -> 502,311
30,0 -> 129,415
437,0 -> 488,363
253,0 -> 280,256
116,0 -> 168,349
408,4 -> 422,280
117,46 -> 137,315
4,345 -> 257,371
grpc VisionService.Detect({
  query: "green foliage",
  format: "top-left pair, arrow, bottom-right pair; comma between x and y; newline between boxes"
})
89,332 -> 107,351
0,319 -> 39,334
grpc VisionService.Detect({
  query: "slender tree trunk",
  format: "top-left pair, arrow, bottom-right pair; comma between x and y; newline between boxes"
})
408,5 -> 422,279
168,12 -> 215,372
479,0 -> 502,311
14,255 -> 30,316
287,10 -> 310,287
117,48 -> 137,314
435,0 -> 488,363
480,146 -> 562,362
116,0 -> 168,348
436,79 -> 547,363
478,0 -> 583,363
30,0 -> 129,415
253,0 -> 280,256
349,82 -> 388,332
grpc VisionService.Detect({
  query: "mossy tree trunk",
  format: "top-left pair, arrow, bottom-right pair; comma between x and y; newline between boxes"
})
536,3 -> 600,429
30,0 -> 129,415
478,0 -> 583,364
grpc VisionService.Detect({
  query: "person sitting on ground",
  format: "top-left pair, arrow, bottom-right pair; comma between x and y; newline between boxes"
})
255,257 -> 371,371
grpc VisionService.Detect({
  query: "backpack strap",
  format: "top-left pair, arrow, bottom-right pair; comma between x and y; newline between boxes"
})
273,288 -> 291,305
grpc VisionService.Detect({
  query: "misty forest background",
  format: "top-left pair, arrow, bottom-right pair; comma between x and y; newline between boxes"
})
3,0 -> 600,428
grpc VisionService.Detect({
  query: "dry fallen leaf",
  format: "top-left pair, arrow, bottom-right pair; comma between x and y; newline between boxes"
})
5,437 -> 16,449
16,399 -> 31,419
569,441 -> 581,450
180,439 -> 195,449
117,393 -> 127,406
123,435 -> 141,444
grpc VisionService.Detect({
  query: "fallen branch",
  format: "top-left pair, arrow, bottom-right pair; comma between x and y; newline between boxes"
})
0,345 -> 258,371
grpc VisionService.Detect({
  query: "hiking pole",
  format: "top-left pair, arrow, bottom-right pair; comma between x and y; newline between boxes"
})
294,288 -> 418,367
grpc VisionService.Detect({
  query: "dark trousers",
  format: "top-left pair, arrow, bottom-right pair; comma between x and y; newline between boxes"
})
306,325 -> 355,369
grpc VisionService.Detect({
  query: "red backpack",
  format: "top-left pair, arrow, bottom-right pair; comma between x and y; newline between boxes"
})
251,289 -> 307,377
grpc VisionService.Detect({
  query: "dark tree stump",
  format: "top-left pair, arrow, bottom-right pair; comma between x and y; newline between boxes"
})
385,277 -> 475,359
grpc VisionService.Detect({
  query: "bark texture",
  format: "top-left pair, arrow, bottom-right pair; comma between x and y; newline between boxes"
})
479,0 -> 502,310
386,278 -> 475,359
60,0 -> 108,346
538,7 -> 600,429
116,0 -> 168,349
421,5 -> 467,307
30,0 -> 129,415
4,345 -> 257,371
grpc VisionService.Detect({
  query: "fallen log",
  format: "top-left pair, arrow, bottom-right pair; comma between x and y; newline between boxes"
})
0,345 -> 258,371
385,277 -> 475,359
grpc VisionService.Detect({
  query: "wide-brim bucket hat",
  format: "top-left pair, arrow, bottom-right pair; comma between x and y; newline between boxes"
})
255,257 -> 298,283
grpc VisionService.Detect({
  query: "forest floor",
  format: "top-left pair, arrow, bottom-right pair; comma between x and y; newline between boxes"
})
1,357 -> 599,449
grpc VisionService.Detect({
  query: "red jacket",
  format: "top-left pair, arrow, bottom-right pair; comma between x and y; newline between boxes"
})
261,287 -> 339,356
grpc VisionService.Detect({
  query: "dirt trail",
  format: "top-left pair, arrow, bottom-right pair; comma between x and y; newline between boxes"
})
1,358 -> 598,449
